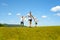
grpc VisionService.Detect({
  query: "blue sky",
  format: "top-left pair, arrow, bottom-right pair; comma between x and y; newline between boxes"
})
0,0 -> 60,26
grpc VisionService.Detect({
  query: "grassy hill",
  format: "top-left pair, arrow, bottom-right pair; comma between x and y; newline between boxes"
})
0,26 -> 60,40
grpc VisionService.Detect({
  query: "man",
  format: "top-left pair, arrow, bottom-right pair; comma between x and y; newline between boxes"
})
27,11 -> 34,27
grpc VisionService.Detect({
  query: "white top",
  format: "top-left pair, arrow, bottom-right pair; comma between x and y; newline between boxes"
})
34,17 -> 38,22
20,16 -> 25,22
35,19 -> 38,22
20,18 -> 23,22
27,13 -> 33,19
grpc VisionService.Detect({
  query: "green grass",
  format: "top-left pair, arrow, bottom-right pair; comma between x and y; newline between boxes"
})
0,26 -> 60,40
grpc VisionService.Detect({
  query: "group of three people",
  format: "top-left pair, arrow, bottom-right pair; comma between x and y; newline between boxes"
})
20,12 -> 38,27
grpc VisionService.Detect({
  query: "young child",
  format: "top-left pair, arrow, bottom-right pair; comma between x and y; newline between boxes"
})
20,16 -> 26,26
34,17 -> 38,27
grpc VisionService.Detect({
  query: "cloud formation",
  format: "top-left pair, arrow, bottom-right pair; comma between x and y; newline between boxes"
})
8,13 -> 12,16
41,16 -> 47,18
55,13 -> 60,16
2,3 -> 8,6
16,13 -> 20,16
51,6 -> 60,12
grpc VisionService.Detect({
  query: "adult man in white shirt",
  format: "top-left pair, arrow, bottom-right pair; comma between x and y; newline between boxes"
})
27,11 -> 34,27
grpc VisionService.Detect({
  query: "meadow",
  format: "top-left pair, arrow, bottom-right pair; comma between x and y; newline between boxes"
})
0,26 -> 60,40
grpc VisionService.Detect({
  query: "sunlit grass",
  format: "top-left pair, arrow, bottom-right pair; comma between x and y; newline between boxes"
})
0,26 -> 60,40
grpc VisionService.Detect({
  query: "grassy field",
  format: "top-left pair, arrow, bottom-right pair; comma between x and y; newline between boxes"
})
0,26 -> 60,40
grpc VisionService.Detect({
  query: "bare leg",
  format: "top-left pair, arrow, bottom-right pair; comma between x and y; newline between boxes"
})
35,22 -> 37,27
29,21 -> 32,27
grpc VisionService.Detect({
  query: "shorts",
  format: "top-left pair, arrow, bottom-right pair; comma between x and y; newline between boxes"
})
21,21 -> 24,25
29,19 -> 32,22
35,22 -> 37,25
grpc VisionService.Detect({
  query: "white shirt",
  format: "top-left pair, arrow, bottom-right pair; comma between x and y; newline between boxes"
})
20,16 -> 25,22
27,13 -> 33,19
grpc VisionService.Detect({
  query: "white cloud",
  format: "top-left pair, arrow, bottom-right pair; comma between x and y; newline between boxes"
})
51,6 -> 60,12
2,3 -> 8,6
16,13 -> 20,16
8,13 -> 12,16
41,16 -> 47,18
54,13 -> 60,16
